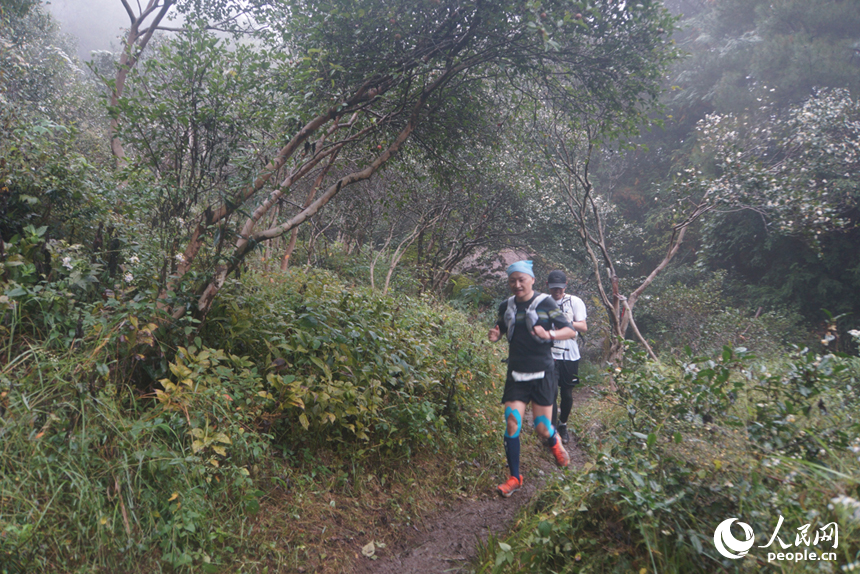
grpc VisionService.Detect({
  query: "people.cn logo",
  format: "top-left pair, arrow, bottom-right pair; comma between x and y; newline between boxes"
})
714,518 -> 756,559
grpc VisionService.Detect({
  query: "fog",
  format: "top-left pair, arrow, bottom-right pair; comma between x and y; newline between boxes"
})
46,0 -> 141,61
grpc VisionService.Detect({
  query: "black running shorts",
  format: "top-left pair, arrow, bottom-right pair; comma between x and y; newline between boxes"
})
554,359 -> 580,390
501,364 -> 556,407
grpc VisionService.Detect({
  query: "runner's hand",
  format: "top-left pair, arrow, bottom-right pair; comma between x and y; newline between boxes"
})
488,325 -> 501,342
532,325 -> 550,340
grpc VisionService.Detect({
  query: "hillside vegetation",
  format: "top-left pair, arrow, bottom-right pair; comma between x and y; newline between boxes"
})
2,0 -> 859,572
476,345 -> 860,572
1,264 -> 505,572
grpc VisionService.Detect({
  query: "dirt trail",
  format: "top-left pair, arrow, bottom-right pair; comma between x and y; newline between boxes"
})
351,386 -> 592,574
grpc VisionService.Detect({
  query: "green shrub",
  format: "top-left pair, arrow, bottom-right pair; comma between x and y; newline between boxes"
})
636,272 -> 804,358
450,274 -> 494,310
478,347 -> 860,573
202,268 -> 497,456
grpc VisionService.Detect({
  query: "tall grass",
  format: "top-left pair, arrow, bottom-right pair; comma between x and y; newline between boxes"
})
0,341 -> 269,572
1,267 -> 504,572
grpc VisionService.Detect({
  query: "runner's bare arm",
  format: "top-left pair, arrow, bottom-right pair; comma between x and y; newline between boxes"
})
532,325 -> 576,340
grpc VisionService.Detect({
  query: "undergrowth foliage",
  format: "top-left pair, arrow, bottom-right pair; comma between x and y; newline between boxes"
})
479,346 -> 860,573
0,110 -> 498,571
635,271 -> 804,357
0,326 -> 271,571
204,269 -> 492,456
1,262 -> 497,572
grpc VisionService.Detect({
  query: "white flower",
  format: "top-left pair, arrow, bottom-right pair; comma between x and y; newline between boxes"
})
129,255 -> 140,265
175,253 -> 186,263
124,272 -> 134,284
62,256 -> 73,270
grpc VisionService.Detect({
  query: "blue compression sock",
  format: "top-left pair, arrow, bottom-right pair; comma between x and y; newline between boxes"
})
504,435 -> 521,480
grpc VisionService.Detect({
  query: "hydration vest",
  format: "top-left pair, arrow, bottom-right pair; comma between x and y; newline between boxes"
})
504,293 -> 552,344
552,295 -> 575,356
557,294 -> 576,324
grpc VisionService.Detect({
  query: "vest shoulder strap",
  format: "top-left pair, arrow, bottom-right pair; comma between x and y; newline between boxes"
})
505,293 -> 551,343
530,293 -> 550,311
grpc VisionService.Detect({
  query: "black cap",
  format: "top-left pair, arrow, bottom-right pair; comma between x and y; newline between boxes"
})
547,270 -> 567,289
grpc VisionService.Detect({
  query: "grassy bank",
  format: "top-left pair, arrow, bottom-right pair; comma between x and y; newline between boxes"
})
1,267 -> 506,573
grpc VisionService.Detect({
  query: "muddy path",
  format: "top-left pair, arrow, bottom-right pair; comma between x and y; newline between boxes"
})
350,386 -> 592,574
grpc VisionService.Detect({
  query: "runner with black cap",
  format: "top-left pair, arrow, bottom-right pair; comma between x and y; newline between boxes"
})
546,269 -> 587,444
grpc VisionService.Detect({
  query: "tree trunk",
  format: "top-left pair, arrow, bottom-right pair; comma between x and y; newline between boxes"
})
191,102 -> 423,318
281,138 -> 342,270
182,51 -> 478,319
110,0 -> 176,165
281,227 -> 300,271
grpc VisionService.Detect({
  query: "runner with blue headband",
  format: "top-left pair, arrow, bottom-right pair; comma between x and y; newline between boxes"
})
488,260 -> 576,497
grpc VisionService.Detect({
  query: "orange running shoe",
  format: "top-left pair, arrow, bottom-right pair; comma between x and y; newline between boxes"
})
497,475 -> 523,498
549,438 -> 570,467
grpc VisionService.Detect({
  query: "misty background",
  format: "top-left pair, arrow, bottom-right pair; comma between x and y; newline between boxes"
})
47,0 -> 146,60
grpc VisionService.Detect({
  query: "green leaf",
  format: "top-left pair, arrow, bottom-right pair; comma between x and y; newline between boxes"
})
538,521 -> 552,537
245,497 -> 260,515
689,531 -> 703,554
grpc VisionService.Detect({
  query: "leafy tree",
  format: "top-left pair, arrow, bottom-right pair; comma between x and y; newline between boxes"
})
104,0 -> 265,163
277,128 -> 531,295
672,88 -> 860,332
0,1 -> 100,125
671,0 -> 860,114
684,88 -> 859,242
699,210 -> 860,336
1,2 -> 109,270
113,27 -> 286,294
606,0 -> 860,248
106,0 -> 682,325
560,0 -> 860,350
514,0 -> 679,365
535,121 -> 709,365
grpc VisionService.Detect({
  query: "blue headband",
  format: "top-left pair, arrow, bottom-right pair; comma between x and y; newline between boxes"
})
506,260 -> 534,278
